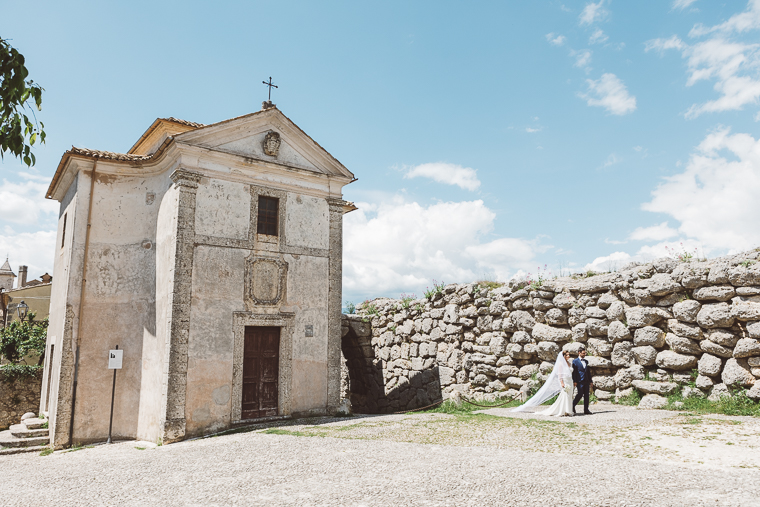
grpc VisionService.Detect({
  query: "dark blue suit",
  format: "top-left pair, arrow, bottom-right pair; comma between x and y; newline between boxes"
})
572,357 -> 592,413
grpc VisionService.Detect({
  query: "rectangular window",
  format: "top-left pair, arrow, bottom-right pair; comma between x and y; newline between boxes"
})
61,213 -> 67,248
257,196 -> 279,236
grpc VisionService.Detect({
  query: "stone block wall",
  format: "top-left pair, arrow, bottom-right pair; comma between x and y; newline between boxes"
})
340,250 -> 760,413
0,369 -> 43,429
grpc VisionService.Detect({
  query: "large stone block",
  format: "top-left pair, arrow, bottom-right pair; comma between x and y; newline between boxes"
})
693,285 -> 736,302
509,310 -> 536,332
667,319 -> 703,340
592,375 -> 616,390
632,345 -> 658,366
586,338 -> 612,357
696,303 -> 735,329
733,338 -> 760,358
611,341 -> 634,367
699,340 -> 733,359
532,323 -> 572,342
638,394 -> 667,409
672,299 -> 701,323
665,333 -> 702,355
705,329 -> 739,348
721,358 -> 755,387
632,380 -> 678,395
634,273 -> 681,296
606,301 -> 626,322
727,264 -> 760,286
626,307 -> 671,328
614,365 -> 645,389
731,301 -> 760,322
607,320 -> 631,343
572,323 -> 588,343
544,308 -> 567,326
585,318 -> 609,337
633,326 -> 665,348
536,341 -> 561,361
656,350 -> 698,370
698,353 -> 722,377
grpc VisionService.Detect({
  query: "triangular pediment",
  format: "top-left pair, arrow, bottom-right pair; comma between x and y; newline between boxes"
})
174,108 -> 354,179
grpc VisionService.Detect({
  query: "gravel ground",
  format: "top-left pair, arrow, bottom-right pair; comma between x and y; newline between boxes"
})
1,407 -> 758,506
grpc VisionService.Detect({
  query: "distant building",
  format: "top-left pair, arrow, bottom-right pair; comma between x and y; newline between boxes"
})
0,259 -> 53,327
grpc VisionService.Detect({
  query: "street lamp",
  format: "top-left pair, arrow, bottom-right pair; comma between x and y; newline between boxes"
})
17,300 -> 28,322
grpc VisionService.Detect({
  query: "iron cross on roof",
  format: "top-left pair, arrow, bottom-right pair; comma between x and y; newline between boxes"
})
262,77 -> 278,101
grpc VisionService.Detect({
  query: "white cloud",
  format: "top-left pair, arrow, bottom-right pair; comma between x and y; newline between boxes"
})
690,0 -> 760,36
628,222 -> 679,241
589,28 -> 608,44
572,49 -> 593,70
755,110 -> 760,121
343,198 -> 547,300
403,162 -> 481,191
0,173 -> 58,226
633,145 -> 643,152
672,0 -> 698,10
579,1 -> 609,25
602,153 -> 622,167
642,128 -> 760,252
583,251 -> 631,272
645,35 -> 686,53
580,73 -> 637,115
525,127 -> 542,133
683,39 -> 760,118
0,229 -> 56,280
648,2 -> 760,118
546,33 -> 566,46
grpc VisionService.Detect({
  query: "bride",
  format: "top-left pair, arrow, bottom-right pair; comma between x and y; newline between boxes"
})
511,350 -> 574,417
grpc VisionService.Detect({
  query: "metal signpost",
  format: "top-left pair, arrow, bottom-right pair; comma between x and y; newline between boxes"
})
106,346 -> 122,444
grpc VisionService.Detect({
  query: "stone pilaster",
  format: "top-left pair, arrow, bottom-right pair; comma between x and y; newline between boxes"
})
326,198 -> 345,413
161,169 -> 200,443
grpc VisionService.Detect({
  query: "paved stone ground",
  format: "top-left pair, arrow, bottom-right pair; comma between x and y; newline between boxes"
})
1,407 -> 759,506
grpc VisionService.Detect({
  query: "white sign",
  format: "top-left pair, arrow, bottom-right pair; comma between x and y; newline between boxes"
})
108,350 -> 123,370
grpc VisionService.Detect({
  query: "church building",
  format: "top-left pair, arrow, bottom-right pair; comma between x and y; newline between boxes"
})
42,103 -> 356,446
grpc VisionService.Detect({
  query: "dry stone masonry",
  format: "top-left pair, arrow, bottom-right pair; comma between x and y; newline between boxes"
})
340,249 -> 760,413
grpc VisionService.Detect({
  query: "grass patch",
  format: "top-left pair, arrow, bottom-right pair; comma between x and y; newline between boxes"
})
665,390 -> 760,417
39,447 -> 53,456
615,391 -> 642,406
262,428 -> 314,437
134,446 -> 146,450
422,398 -> 522,416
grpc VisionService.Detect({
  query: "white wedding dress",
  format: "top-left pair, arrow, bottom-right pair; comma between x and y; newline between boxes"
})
512,352 -> 574,417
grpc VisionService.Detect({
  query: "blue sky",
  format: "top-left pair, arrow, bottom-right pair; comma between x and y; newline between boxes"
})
2,0 -> 760,304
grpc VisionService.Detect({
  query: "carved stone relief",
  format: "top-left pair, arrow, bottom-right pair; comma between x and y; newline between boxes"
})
245,254 -> 288,308
262,131 -> 281,157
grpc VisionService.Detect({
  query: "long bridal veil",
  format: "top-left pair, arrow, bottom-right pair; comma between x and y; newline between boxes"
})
511,352 -> 572,412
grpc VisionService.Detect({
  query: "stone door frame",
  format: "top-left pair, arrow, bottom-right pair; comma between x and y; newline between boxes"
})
231,311 -> 294,423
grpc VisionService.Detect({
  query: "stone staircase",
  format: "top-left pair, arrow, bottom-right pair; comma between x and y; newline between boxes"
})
0,412 -> 49,454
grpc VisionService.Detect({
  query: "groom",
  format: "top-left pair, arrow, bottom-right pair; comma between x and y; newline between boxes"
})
572,346 -> 593,415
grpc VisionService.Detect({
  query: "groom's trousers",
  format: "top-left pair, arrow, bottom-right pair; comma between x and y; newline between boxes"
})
573,382 -> 590,413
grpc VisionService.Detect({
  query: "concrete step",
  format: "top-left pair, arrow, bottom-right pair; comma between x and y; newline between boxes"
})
10,424 -> 48,439
22,417 -> 46,430
0,445 -> 47,455
0,430 -> 49,448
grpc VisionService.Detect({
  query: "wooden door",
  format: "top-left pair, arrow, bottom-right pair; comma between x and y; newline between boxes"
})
242,326 -> 280,419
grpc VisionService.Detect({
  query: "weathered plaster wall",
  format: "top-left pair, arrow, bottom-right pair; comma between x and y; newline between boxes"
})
185,245 -> 245,436
43,171 -> 83,446
69,171 -> 165,443
343,250 -> 760,413
136,179 -> 177,442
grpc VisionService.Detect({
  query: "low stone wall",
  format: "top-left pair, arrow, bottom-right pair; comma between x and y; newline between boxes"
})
0,369 -> 43,429
340,250 -> 760,413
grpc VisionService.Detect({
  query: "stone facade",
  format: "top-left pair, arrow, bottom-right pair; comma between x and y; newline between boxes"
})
342,250 -> 760,412
43,107 -> 355,447
0,370 -> 42,430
